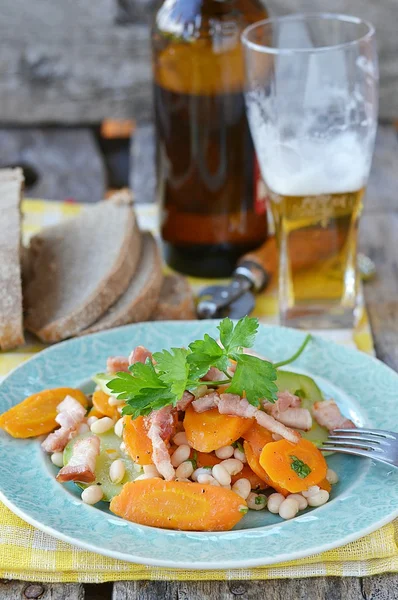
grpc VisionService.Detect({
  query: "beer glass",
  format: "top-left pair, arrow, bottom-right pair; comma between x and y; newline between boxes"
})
242,14 -> 378,329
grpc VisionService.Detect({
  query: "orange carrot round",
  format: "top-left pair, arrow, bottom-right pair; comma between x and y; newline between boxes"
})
244,441 -> 288,496
196,452 -> 221,469
123,415 -> 153,465
184,405 -> 253,452
0,388 -> 88,439
92,390 -> 121,420
110,479 -> 247,531
259,438 -> 327,493
242,422 -> 274,454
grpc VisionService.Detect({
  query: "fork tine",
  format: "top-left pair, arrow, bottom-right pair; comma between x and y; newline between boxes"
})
320,446 -> 379,460
328,434 -> 390,446
323,439 -> 385,453
333,428 -> 397,440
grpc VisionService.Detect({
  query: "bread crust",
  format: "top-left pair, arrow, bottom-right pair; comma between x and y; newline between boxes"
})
0,168 -> 25,350
24,191 -> 142,342
151,273 -> 196,321
80,233 -> 164,335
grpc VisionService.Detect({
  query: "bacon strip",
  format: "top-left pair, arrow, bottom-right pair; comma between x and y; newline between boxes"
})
56,435 -> 100,483
193,392 -> 300,443
312,400 -> 355,431
176,391 -> 194,411
270,407 -> 312,431
41,396 -> 87,453
146,406 -> 175,481
201,366 -> 225,382
129,346 -> 153,365
107,356 -> 129,373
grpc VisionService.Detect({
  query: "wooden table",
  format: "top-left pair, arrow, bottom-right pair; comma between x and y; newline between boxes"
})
1,123 -> 398,600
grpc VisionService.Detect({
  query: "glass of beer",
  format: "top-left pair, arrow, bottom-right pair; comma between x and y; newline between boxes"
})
242,14 -> 378,329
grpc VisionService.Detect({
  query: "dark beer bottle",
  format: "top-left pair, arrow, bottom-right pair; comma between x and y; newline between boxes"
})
152,0 -> 269,277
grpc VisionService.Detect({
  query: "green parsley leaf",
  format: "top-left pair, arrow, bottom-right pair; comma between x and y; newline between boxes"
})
227,353 -> 278,405
290,455 -> 312,479
152,348 -> 189,400
187,334 -> 229,379
218,316 -> 258,354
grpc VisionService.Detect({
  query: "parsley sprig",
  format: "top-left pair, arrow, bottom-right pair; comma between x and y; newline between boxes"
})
104,317 -> 311,419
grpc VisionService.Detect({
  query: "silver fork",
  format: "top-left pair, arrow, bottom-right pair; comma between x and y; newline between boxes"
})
321,428 -> 398,467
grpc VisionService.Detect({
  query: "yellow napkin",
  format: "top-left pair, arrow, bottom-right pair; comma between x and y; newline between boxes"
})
0,199 -> 396,583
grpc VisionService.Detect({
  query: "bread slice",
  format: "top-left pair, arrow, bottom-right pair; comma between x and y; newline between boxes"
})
0,168 -> 25,350
24,190 -> 142,342
151,273 -> 196,321
80,232 -> 163,335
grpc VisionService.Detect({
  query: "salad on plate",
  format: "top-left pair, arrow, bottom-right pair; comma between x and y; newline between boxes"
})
0,317 -> 355,532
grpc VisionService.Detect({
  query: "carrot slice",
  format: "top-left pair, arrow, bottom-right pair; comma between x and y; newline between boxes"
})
0,388 -> 88,438
242,422 -> 274,454
319,478 -> 332,493
92,390 -> 121,420
196,452 -> 220,468
184,405 -> 253,452
231,464 -> 268,491
259,438 -> 327,493
110,479 -> 247,531
123,415 -> 153,465
87,406 -> 104,419
243,440 -> 288,495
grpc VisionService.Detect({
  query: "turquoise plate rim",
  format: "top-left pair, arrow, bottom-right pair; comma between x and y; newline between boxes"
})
0,321 -> 397,569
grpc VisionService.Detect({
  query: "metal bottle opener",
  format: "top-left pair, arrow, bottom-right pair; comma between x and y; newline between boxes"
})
196,238 -> 375,319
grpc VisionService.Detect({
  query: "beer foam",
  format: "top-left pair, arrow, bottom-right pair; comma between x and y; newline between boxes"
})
254,132 -> 371,197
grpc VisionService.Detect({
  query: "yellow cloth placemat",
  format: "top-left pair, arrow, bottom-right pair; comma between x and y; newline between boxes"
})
0,198 -> 396,583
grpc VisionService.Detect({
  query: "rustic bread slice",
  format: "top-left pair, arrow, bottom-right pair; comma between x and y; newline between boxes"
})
151,273 -> 196,321
80,232 -> 163,335
24,190 -> 141,342
0,168 -> 25,350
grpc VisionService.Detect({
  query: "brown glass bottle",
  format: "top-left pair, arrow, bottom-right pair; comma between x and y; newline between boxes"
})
152,0 -> 269,277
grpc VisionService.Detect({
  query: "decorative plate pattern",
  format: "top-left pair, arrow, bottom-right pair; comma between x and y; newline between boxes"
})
0,321 -> 397,569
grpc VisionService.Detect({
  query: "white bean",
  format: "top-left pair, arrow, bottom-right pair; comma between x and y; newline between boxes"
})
119,441 -> 127,453
109,459 -> 125,484
267,493 -> 285,514
90,416 -> 114,434
212,464 -> 231,486
51,452 -> 64,468
279,498 -> 299,520
302,485 -> 320,498
87,416 -> 98,426
233,448 -> 247,463
173,431 -> 189,446
247,492 -> 267,510
175,461 -> 194,479
114,417 -> 124,438
192,467 -> 212,481
77,422 -> 90,435
220,458 -> 244,476
231,478 -> 251,500
197,474 -> 220,486
326,468 -> 339,485
117,406 -> 123,414
135,474 -> 161,481
308,490 -> 330,507
108,396 -> 124,406
288,493 -> 308,510
143,464 -> 161,477
171,444 -> 191,467
81,485 -> 103,505
215,445 -> 234,459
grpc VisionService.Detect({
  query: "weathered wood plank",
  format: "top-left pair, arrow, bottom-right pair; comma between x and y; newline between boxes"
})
361,574 -> 398,599
0,128 -> 106,202
130,123 -> 156,203
0,580 -> 84,599
0,0 -> 396,124
360,211 -> 398,371
365,124 -> 398,214
112,577 -> 367,599
0,0 -> 153,124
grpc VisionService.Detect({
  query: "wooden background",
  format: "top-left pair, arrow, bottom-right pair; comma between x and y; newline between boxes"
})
0,0 -> 396,125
